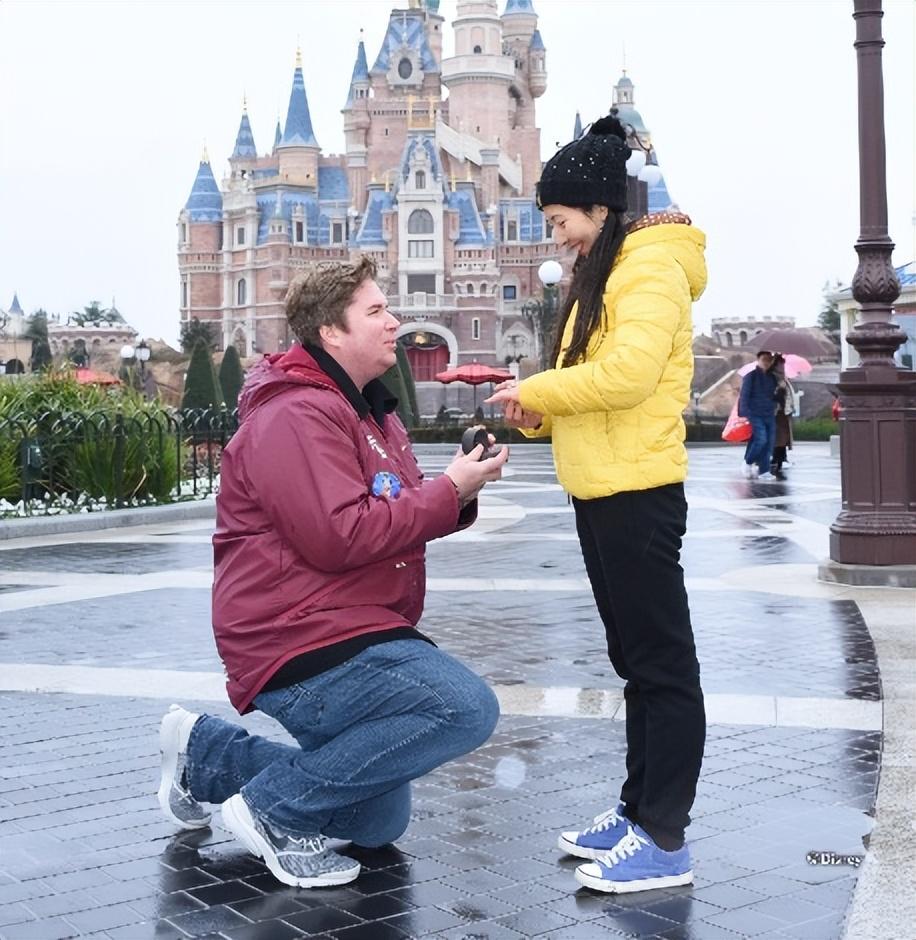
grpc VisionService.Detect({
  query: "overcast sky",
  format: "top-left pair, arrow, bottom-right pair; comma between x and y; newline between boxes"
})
1,0 -> 913,346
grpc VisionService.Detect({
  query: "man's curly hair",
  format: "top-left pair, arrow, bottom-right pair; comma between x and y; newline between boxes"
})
285,257 -> 378,346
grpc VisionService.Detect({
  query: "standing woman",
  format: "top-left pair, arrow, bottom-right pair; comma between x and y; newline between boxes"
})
770,353 -> 795,476
487,116 -> 707,894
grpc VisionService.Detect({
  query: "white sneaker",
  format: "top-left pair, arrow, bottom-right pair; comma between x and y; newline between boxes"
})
158,705 -> 211,829
757,472 -> 777,481
221,794 -> 361,888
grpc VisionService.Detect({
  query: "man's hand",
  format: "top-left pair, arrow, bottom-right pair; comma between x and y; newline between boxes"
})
444,440 -> 509,507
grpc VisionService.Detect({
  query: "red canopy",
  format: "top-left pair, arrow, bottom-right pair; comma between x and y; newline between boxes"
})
435,362 -> 514,385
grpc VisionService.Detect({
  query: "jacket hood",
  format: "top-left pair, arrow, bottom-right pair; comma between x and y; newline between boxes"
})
237,345 -> 332,421
620,221 -> 708,301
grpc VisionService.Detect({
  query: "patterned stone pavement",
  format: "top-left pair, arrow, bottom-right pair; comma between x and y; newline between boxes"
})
0,443 -> 894,939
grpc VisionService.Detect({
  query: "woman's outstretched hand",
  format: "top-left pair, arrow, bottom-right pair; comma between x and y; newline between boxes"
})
485,383 -> 543,429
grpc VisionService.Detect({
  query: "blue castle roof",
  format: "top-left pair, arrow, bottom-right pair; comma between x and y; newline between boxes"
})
318,166 -> 349,202
371,10 -> 439,74
9,293 -> 23,315
504,0 -> 536,13
280,60 -> 319,148
355,189 -> 395,247
449,187 -> 488,246
273,121 -> 282,152
573,111 -> 583,139
184,159 -> 223,221
529,29 -> 545,51
232,111 -> 257,158
896,261 -> 916,287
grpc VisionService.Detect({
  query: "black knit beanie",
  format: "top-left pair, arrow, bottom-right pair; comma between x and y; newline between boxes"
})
536,115 -> 631,212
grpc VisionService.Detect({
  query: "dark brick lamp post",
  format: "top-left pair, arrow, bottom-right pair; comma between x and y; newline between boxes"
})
823,0 -> 916,584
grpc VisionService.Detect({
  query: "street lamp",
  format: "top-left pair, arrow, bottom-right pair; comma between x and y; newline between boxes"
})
825,0 -> 916,577
135,340 -> 150,380
522,261 -> 563,371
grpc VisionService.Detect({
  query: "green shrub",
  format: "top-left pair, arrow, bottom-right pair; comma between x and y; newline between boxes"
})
0,370 -> 184,511
218,346 -> 245,412
793,418 -> 837,441
181,340 -> 224,412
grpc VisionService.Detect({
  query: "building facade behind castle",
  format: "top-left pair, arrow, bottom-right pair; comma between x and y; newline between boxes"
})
177,0 -> 673,413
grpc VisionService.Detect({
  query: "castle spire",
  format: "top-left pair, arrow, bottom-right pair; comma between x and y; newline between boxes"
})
273,117 -> 282,152
9,292 -> 23,315
279,51 -> 319,148
232,99 -> 258,158
184,155 -> 222,221
345,33 -> 370,107
573,111 -> 583,139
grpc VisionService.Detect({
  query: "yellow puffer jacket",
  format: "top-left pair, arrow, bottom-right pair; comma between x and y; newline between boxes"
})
519,220 -> 707,500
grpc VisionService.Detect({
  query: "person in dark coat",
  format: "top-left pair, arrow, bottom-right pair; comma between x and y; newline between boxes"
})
738,350 -> 778,480
155,257 -> 508,889
770,353 -> 795,476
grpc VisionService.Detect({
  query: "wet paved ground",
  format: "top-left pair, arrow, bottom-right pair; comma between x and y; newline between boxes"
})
0,444 -> 884,939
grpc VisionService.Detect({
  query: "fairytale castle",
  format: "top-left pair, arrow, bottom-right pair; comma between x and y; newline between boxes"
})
177,0 -> 672,413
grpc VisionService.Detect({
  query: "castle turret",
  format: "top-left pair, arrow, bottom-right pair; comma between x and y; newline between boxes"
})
573,110 -> 583,140
178,150 -> 223,334
343,36 -> 372,213
441,0 -> 513,146
277,50 -> 321,187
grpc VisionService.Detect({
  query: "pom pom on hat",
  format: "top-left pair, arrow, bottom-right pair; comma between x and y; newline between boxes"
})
536,115 -> 631,212
588,115 -> 628,141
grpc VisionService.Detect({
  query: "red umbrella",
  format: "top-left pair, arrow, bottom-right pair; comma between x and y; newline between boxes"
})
435,362 -> 514,414
750,330 -> 832,359
75,368 -> 122,385
435,362 -> 514,385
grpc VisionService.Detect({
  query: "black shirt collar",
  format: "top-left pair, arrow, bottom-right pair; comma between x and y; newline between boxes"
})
305,343 -> 398,426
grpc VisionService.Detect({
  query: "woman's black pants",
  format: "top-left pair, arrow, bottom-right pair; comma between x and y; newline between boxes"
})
573,482 -> 705,850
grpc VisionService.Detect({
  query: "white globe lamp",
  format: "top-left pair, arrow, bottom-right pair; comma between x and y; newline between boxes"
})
638,164 -> 663,187
538,259 -> 563,287
625,150 -> 646,177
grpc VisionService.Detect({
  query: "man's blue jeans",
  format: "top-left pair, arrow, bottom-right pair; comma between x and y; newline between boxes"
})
184,640 -> 499,845
744,415 -> 776,476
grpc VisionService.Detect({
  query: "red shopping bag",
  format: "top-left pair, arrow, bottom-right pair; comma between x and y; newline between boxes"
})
721,400 -> 752,443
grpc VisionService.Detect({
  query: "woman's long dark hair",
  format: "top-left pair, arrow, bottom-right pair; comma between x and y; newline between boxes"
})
549,209 -> 629,369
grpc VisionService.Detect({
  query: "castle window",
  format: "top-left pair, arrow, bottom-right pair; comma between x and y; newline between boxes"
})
545,219 -> 554,239
502,285 -> 517,300
472,318 -> 481,340
408,240 -> 434,258
384,128 -> 389,136
237,278 -> 247,306
332,222 -> 344,244
466,283 -> 475,296
506,219 -> 518,241
236,226 -> 245,247
479,284 -> 488,295
398,57 -> 413,80
180,223 -> 187,243
473,45 -> 482,54
295,221 -> 304,243
408,209 -> 434,234
415,170 -> 426,189
181,279 -> 188,307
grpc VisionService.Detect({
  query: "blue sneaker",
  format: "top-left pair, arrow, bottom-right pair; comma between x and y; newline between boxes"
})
558,803 -> 629,860
575,824 -> 693,893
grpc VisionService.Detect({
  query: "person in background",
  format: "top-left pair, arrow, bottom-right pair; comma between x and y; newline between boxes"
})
770,353 -> 795,477
738,349 -> 778,481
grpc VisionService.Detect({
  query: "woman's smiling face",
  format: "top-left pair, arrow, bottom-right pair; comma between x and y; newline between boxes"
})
542,204 -> 609,258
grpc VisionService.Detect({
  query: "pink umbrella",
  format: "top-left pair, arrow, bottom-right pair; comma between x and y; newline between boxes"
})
738,354 -> 812,379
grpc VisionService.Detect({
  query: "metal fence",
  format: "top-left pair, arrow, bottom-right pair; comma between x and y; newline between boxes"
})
0,409 -> 239,516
